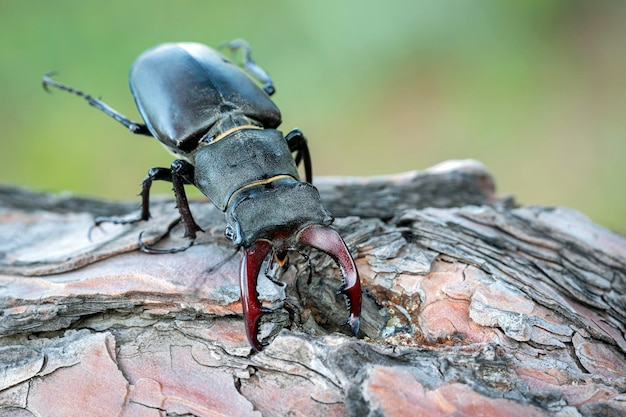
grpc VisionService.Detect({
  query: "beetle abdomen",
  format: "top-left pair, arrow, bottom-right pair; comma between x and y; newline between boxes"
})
130,42 -> 282,153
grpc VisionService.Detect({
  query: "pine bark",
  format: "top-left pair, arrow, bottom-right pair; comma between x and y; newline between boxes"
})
1,160 -> 624,417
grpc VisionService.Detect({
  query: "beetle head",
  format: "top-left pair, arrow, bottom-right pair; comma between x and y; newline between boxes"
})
224,180 -> 332,247
225,181 -> 361,350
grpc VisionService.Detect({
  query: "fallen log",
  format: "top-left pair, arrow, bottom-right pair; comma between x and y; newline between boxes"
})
1,160 -> 624,417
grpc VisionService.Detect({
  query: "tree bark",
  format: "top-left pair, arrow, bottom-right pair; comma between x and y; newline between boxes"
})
1,159 -> 624,417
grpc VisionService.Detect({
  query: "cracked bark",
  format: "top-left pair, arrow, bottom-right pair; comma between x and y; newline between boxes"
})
1,159 -> 625,417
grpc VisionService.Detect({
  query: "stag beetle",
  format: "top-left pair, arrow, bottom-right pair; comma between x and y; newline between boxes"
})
43,40 -> 361,350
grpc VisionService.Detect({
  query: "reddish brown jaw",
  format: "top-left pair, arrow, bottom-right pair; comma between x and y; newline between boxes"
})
240,240 -> 272,351
240,225 -> 362,351
296,224 -> 362,336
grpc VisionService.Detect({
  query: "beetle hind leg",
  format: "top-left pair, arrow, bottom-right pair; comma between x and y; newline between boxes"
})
220,39 -> 275,96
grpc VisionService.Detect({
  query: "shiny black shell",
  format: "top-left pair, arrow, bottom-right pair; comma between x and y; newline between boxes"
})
129,42 -> 282,154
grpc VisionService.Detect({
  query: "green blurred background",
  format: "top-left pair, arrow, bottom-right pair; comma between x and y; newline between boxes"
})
1,1 -> 624,233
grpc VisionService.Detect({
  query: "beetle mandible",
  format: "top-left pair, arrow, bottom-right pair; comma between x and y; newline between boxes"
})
43,40 -> 362,350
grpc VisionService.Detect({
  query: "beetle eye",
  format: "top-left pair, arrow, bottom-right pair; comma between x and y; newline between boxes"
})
225,225 -> 236,241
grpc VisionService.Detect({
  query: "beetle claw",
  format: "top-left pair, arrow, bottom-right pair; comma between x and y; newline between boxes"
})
138,231 -> 194,254
87,223 -> 103,242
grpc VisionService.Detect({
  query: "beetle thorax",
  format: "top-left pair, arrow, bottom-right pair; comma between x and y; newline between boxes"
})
192,127 -> 300,212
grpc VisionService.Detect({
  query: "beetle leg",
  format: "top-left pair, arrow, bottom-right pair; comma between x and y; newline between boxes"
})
240,240 -> 273,351
138,230 -> 193,254
94,167 -> 172,227
170,160 -> 203,239
220,39 -> 275,96
42,72 -> 152,136
285,129 -> 312,184
296,224 -> 362,337
95,160 -> 202,245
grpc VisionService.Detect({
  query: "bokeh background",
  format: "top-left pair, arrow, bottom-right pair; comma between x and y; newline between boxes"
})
1,1 -> 624,233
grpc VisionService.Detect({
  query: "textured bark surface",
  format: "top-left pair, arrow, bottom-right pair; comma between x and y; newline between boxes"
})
1,159 -> 625,417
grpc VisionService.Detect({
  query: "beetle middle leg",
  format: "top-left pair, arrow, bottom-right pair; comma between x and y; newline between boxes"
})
285,128 -> 312,184
169,160 -> 204,239
95,159 -> 203,251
